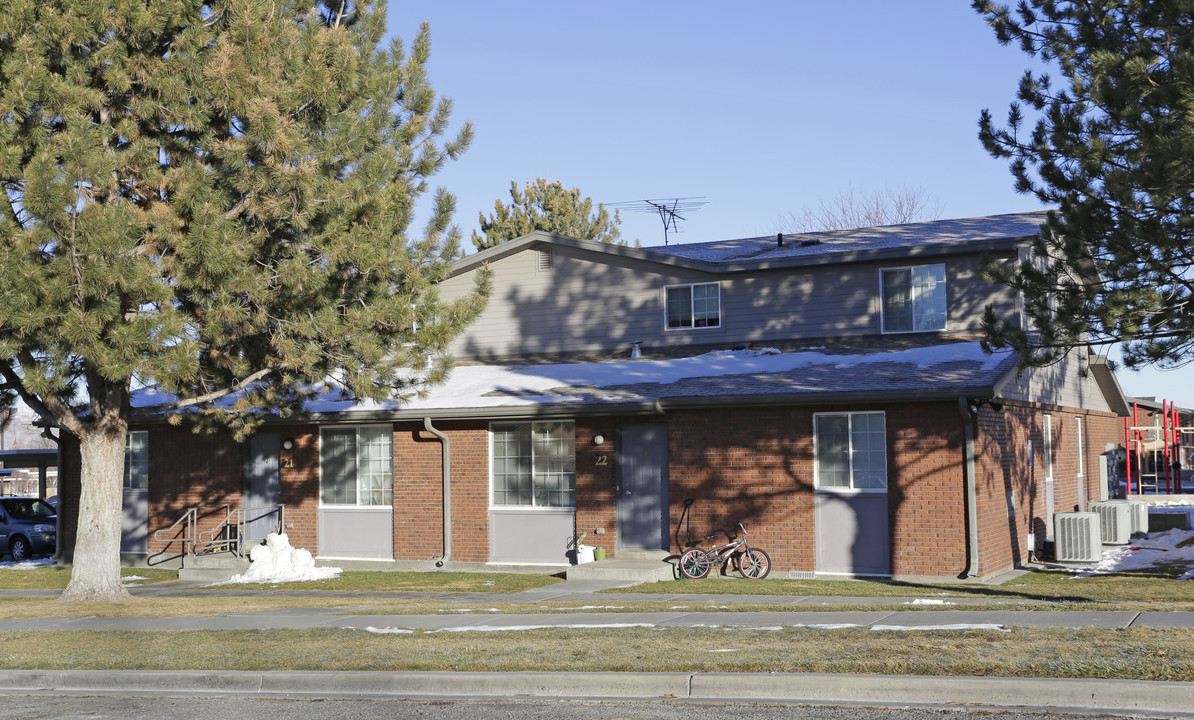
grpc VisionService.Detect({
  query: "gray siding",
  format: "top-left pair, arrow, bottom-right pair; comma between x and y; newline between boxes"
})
997,350 -> 1113,413
440,245 -> 1021,360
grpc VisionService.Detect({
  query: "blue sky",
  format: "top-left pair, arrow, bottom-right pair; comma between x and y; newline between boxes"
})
389,1 -> 1193,409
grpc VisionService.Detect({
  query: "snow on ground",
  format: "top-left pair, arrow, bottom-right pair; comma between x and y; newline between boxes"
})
218,532 -> 341,584
871,624 -> 1011,632
426,623 -> 658,633
1070,528 -> 1194,579
0,558 -> 54,569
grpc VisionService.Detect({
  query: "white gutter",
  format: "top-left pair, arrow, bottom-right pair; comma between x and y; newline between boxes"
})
423,417 -> 451,565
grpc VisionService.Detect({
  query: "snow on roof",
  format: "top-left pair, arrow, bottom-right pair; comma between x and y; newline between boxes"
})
130,342 -> 1016,419
296,341 -> 1015,415
642,212 -> 1047,264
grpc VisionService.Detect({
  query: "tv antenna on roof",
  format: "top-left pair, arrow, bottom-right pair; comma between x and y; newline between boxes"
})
607,197 -> 707,245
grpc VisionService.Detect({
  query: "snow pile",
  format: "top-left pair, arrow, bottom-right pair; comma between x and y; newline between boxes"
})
1071,528 -> 1194,579
222,532 -> 341,584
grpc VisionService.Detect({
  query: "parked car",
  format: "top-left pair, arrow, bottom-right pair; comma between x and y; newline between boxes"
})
0,497 -> 56,562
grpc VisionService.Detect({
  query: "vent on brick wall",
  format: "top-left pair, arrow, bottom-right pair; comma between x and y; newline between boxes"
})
1089,501 -> 1132,545
788,570 -> 815,580
1054,511 -> 1102,563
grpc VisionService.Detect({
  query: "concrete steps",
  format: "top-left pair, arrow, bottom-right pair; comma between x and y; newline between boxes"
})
177,552 -> 249,583
565,550 -> 676,584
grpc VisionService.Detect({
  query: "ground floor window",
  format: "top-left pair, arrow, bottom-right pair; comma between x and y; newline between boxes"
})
814,411 -> 887,490
124,430 -> 148,489
320,425 -> 393,506
491,421 -> 575,507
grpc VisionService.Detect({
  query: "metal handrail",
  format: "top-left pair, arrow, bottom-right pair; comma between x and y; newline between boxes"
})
151,503 -> 285,560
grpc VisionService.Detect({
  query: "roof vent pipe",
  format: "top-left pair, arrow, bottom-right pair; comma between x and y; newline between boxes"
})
630,341 -> 643,359
776,233 -> 783,248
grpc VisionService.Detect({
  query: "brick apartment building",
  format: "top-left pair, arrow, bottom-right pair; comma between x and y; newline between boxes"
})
57,213 -> 1130,580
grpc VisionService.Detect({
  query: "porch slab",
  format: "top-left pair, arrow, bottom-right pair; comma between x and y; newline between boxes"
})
177,553 -> 249,583
565,557 -> 676,584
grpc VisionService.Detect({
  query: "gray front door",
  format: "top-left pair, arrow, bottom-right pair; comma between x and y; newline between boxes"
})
120,489 -> 148,554
245,433 -> 282,543
617,424 -> 668,550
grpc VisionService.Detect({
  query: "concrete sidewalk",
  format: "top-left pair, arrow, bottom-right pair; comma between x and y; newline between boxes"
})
4,576 -> 1194,632
1,669 -> 1193,717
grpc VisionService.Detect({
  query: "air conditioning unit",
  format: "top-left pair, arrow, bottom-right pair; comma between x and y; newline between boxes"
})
1054,512 -> 1102,563
1088,501 -> 1131,545
1123,499 -> 1150,536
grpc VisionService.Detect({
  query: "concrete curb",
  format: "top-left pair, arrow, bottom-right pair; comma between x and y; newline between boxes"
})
1,670 -> 1193,716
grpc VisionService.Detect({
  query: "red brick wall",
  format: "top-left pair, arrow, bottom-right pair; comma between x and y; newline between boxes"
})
574,419 -> 631,559
886,403 -> 968,577
392,420 -> 490,562
664,407 -> 815,571
54,397 -> 1122,579
973,402 -> 1122,576
659,402 -> 970,579
278,425 -> 319,551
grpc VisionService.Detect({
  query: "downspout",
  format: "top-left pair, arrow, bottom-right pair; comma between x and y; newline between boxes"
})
423,417 -> 451,566
958,397 -> 979,579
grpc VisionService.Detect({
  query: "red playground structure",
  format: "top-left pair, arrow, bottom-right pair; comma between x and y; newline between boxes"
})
1123,400 -> 1191,496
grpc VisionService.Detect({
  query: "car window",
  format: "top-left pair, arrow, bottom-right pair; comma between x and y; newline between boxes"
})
0,499 -> 55,519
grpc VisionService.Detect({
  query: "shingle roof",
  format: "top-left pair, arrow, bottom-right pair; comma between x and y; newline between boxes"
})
641,212 -> 1048,264
471,342 -> 1018,409
130,341 -> 1019,422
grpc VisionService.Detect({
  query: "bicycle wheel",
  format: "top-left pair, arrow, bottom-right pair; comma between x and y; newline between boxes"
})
679,548 -> 711,579
736,548 -> 771,579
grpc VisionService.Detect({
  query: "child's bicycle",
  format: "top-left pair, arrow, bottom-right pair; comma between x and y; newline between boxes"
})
679,522 -> 771,579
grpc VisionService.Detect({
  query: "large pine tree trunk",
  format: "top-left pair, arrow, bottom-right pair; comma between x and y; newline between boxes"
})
60,428 -> 132,602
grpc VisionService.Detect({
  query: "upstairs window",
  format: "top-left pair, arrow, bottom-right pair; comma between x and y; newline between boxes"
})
881,264 -> 946,333
666,282 -> 720,329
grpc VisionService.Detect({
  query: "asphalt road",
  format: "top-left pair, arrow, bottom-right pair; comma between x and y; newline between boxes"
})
0,694 -> 1147,720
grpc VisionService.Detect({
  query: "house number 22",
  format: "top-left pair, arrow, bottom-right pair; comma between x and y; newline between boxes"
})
594,455 -> 608,466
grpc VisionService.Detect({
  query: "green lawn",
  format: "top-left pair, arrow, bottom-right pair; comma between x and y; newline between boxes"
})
0,567 -> 561,593
0,567 -> 178,590
617,568 -> 1194,605
1,626 -> 1190,681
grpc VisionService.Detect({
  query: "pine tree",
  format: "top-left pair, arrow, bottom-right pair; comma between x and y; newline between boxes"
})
974,1 -> 1194,369
471,178 -> 623,251
0,0 -> 488,601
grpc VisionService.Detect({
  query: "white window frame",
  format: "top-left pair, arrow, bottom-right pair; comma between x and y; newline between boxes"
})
880,263 -> 947,333
489,420 -> 576,508
813,411 -> 888,493
664,282 -> 721,331
1075,417 -> 1084,478
124,430 -> 148,490
318,425 -> 394,507
1043,414 -> 1054,483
